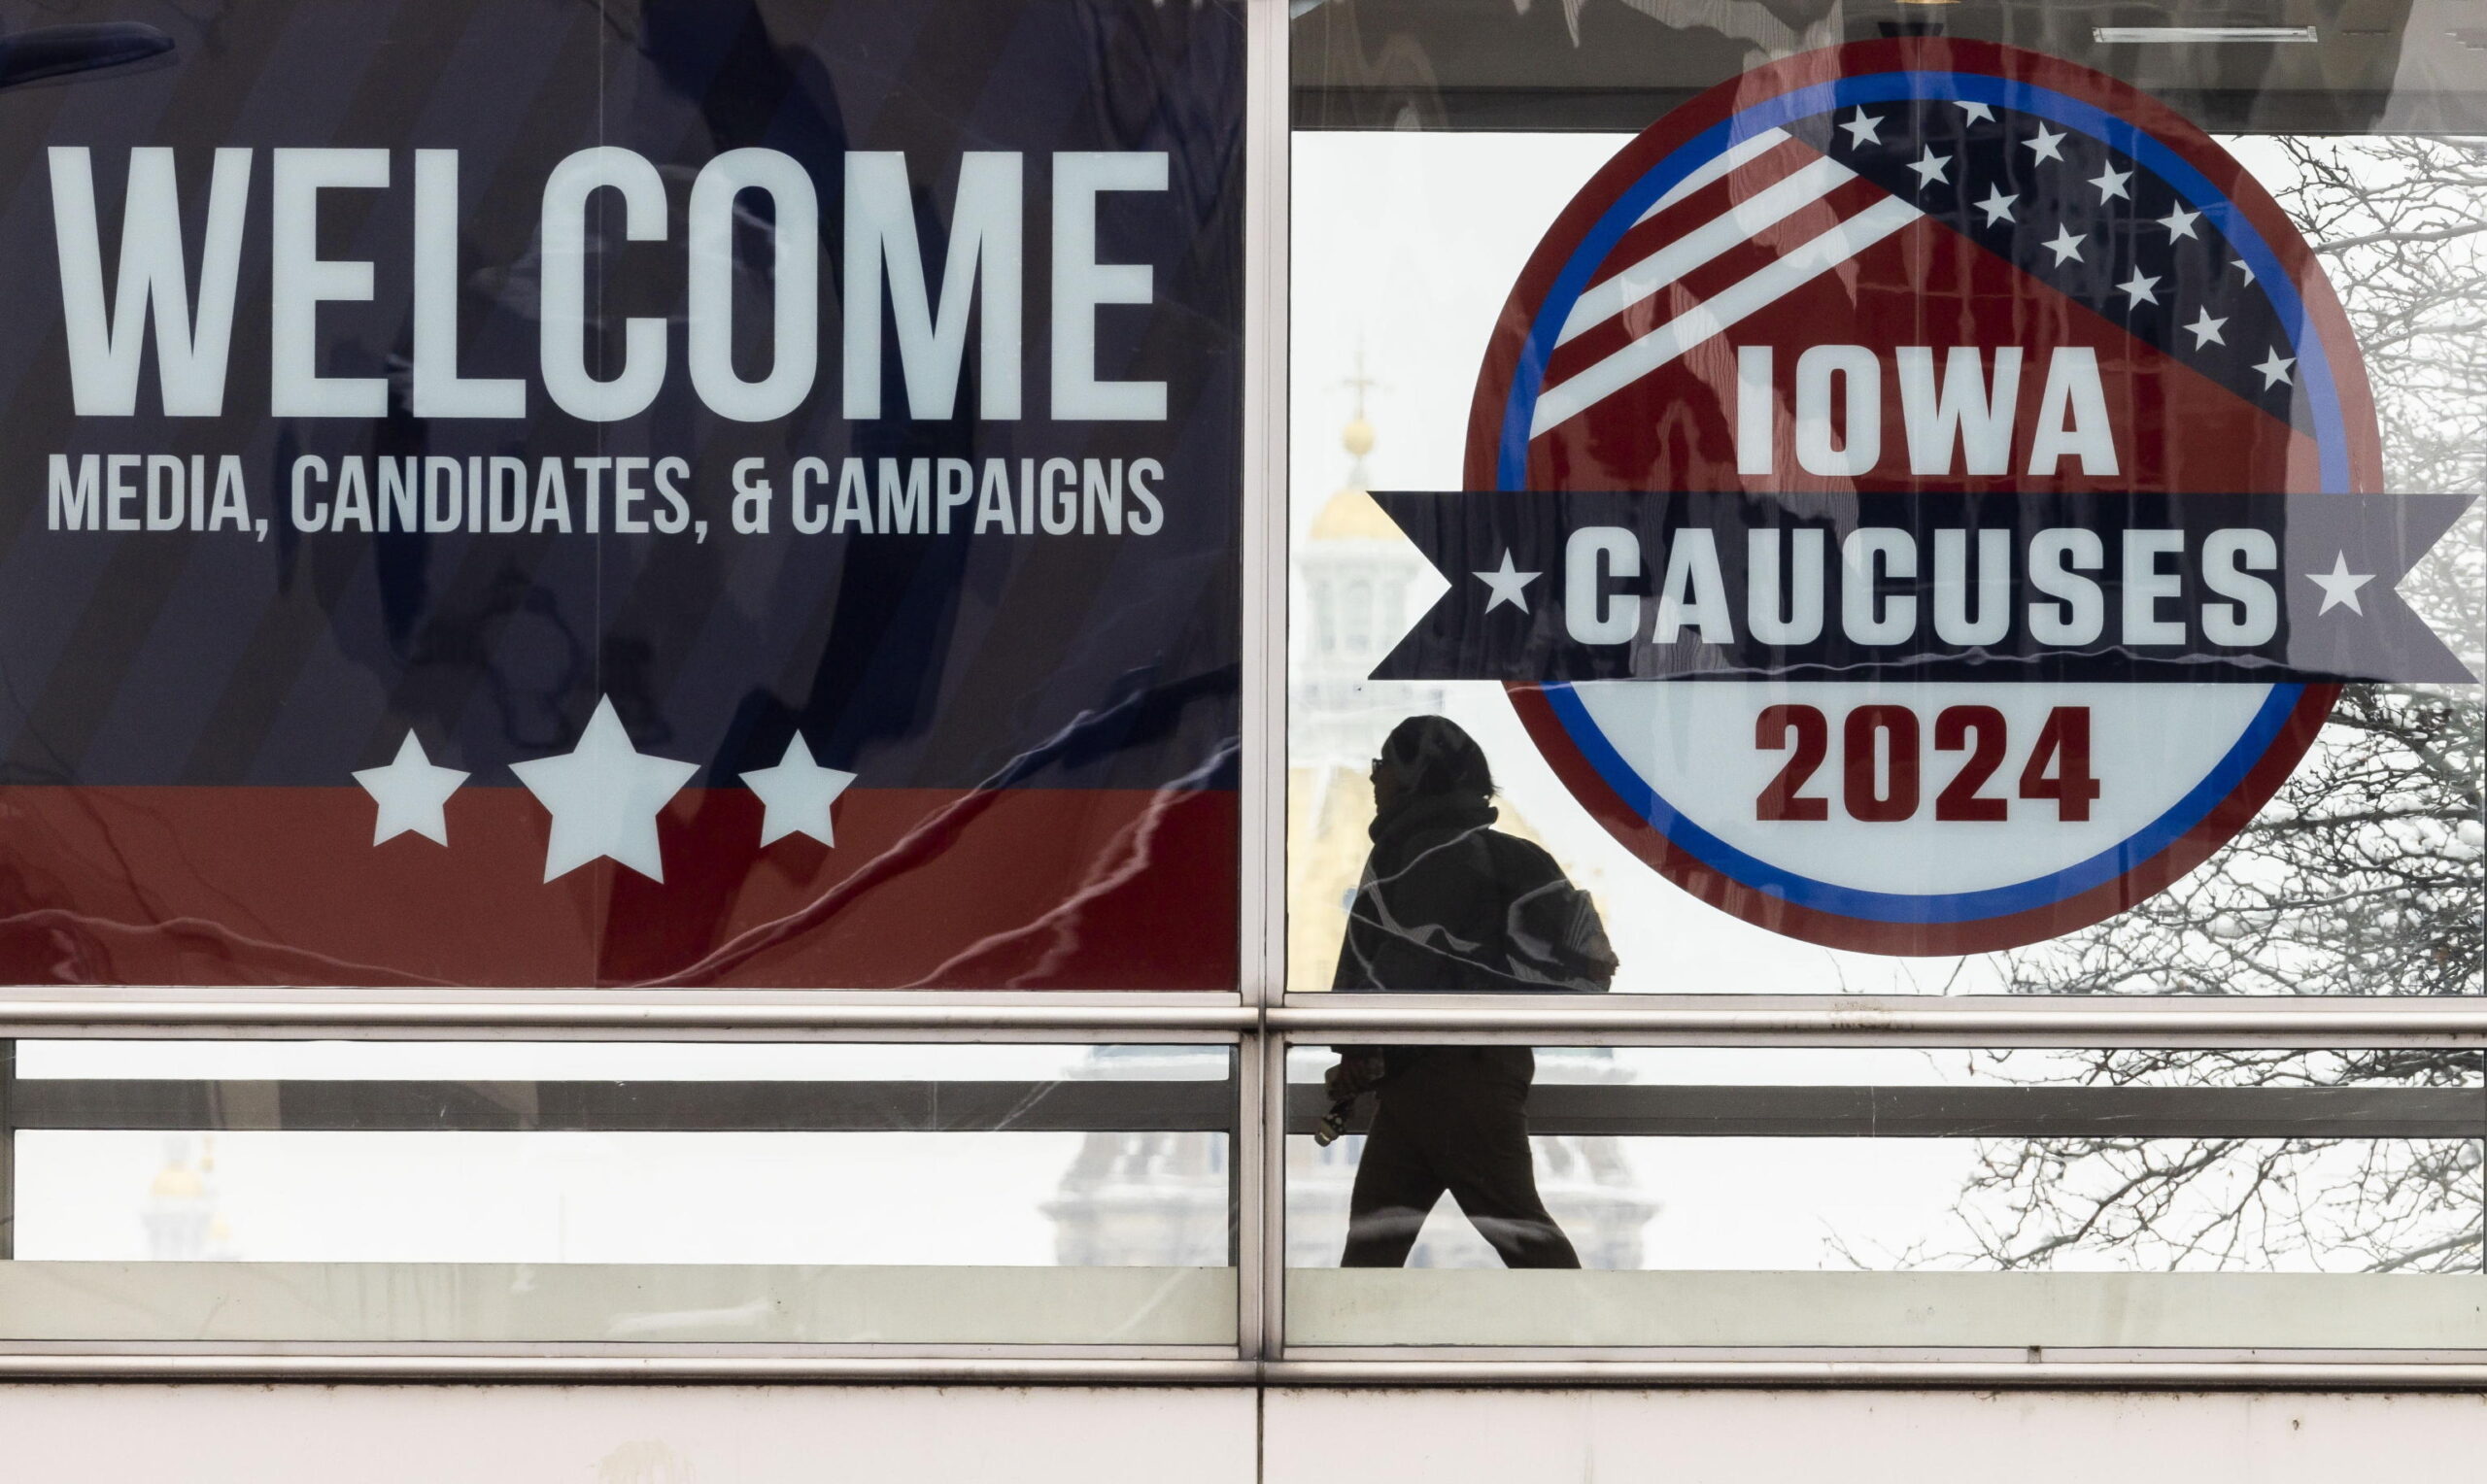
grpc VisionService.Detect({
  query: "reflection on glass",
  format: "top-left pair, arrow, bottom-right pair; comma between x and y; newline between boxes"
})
1287,119 -> 2486,995
3,1040 -> 1239,1347
14,1041 -> 1233,1266
1287,1045 -> 2485,1275
0,0 -> 1244,991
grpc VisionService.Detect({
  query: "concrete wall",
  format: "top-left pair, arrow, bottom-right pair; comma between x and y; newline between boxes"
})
5,1384 -> 2486,1482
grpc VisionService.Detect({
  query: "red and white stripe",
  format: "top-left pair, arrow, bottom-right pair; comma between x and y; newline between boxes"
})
1530,129 -> 1924,438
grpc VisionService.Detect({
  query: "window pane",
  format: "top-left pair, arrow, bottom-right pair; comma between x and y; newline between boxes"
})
1288,7 -> 2487,995
0,0 -> 1244,991
1283,1042 -> 2485,1349
3,1040 -> 1237,1346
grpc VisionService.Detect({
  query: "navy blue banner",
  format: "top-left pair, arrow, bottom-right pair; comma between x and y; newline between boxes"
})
0,0 -> 1244,989
1370,489 -> 2474,685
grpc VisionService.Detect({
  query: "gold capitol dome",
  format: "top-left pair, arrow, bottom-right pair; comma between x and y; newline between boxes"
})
1309,356 -> 1400,542
147,1163 -> 205,1200
1309,483 -> 1400,542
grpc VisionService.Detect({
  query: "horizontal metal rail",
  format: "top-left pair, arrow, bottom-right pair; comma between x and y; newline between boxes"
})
3,1352 -> 2485,1390
12,1078 -> 2476,1138
1273,1000 -> 2487,1042
1286,1084 -> 2486,1139
0,997 -> 1255,1036
3,994 -> 2484,1040
12,1079 -> 1238,1134
0,1353 -> 1261,1384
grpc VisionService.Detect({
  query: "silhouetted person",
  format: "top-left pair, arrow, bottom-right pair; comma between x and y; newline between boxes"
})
1329,716 -> 1616,1268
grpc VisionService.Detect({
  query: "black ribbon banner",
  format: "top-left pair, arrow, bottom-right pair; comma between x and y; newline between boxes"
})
1367,490 -> 2477,686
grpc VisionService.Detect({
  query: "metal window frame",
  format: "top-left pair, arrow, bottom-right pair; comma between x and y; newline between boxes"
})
3,0 -> 2485,1392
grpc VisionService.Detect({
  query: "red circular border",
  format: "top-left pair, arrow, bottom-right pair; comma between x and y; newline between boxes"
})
1465,39 -> 2380,957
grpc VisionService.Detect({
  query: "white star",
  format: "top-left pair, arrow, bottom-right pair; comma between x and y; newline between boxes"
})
2254,348 -> 2297,388
2304,552 -> 2373,617
2089,164 -> 2134,202
1838,109 -> 1883,148
2159,205 -> 2202,239
739,732 -> 856,849
2117,269 -> 2161,305
1973,185 -> 2018,226
1956,100 -> 1996,124
2042,225 -> 2086,265
1906,148 -> 1952,190
2023,124 -> 2066,163
2185,308 -> 2228,348
352,731 -> 467,847
2231,256 -> 2256,287
510,695 -> 698,884
1474,550 -> 1542,615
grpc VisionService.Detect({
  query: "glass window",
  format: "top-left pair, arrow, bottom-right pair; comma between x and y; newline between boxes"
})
1287,6 -> 2485,996
1283,1041 -> 2486,1349
0,0 -> 1245,991
0,1039 -> 1238,1347
6,0 -> 2487,1380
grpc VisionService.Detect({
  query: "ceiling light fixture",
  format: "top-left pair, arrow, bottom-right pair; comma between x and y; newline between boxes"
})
2094,26 -> 2319,45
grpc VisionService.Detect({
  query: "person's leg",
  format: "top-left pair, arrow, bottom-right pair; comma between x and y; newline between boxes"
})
1433,1051 -> 1582,1269
1340,1093 -> 1448,1267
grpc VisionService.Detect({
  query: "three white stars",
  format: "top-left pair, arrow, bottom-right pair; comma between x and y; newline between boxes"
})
358,697 -> 857,884
1474,550 -> 1541,614
2305,553 -> 2374,616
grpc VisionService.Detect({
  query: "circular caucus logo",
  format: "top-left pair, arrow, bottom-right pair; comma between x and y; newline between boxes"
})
1367,41 -> 2473,955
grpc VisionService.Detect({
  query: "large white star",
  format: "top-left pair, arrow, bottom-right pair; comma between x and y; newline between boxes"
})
352,731 -> 467,847
2023,124 -> 2066,163
2158,205 -> 2202,239
1838,109 -> 1883,148
510,695 -> 698,883
1906,148 -> 1952,190
2117,269 -> 2161,306
2254,348 -> 2297,388
2304,552 -> 2374,617
2089,164 -> 2134,202
1474,550 -> 1541,615
740,733 -> 857,849
1956,99 -> 1995,125
2042,225 -> 2086,265
1973,185 -> 2018,227
2185,308 -> 2228,348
